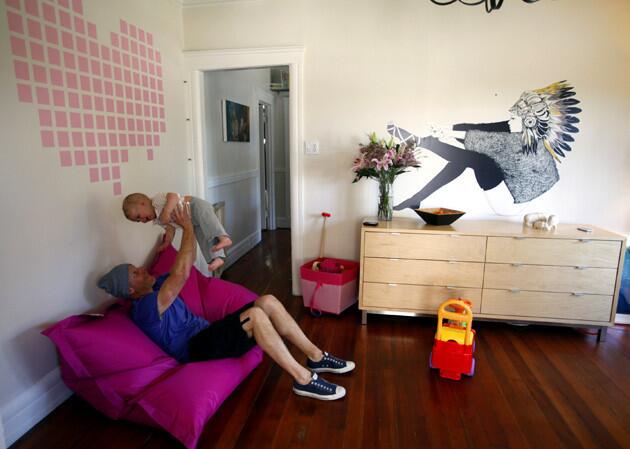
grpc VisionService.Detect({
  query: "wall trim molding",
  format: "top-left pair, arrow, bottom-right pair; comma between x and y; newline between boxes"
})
224,229 -> 262,269
615,313 -> 630,325
207,169 -> 259,189
2,368 -> 72,447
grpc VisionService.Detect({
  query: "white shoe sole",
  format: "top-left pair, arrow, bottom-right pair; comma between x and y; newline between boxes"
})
293,385 -> 346,401
310,360 -> 356,374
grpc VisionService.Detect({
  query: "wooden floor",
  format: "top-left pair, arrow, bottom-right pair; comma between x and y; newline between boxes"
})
12,230 -> 630,449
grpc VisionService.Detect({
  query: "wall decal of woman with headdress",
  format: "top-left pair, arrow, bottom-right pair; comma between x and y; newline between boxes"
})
388,81 -> 582,211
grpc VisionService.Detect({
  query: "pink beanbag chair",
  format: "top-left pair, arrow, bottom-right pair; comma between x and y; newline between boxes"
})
43,246 -> 263,449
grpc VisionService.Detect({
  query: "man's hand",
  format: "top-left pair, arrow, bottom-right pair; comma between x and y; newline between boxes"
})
156,225 -> 176,253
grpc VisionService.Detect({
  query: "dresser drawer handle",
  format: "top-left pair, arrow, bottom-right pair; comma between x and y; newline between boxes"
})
511,263 -> 523,267
513,236 -> 526,240
448,261 -> 458,264
388,258 -> 399,261
509,288 -> 521,293
390,232 -> 401,236
449,234 -> 460,238
571,292 -> 585,297
445,286 -> 457,290
578,239 -> 592,243
388,283 -> 398,287
574,266 -> 587,270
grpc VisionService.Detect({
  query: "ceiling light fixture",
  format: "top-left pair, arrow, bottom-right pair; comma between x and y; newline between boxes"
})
429,0 -> 540,14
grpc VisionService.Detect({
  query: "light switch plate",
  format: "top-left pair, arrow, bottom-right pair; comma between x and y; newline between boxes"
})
304,141 -> 319,155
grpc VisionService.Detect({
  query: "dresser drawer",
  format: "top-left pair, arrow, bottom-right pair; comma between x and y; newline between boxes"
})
481,289 -> 613,322
486,237 -> 620,268
363,258 -> 484,287
362,283 -> 481,313
364,232 -> 486,262
483,264 -> 617,295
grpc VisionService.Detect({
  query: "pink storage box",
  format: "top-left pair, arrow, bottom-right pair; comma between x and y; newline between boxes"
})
300,258 -> 359,315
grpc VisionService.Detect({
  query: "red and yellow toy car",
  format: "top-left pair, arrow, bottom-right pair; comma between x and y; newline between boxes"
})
429,299 -> 476,380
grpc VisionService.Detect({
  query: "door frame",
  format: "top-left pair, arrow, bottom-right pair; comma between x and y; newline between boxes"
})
184,46 -> 305,295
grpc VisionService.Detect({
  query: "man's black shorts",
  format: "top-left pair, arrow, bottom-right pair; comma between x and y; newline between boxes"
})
188,302 -> 256,361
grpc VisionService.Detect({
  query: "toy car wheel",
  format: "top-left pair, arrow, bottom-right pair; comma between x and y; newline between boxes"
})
465,357 -> 476,377
429,352 -> 434,369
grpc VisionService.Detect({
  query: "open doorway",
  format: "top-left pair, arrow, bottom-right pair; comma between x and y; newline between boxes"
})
193,65 -> 291,276
184,47 -> 304,295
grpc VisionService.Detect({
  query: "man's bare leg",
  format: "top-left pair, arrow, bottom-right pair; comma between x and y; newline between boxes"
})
240,306 -> 312,384
254,295 -> 324,362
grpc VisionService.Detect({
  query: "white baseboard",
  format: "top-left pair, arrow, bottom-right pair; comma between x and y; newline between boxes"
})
1,367 -> 72,447
615,313 -> 630,325
224,229 -> 262,270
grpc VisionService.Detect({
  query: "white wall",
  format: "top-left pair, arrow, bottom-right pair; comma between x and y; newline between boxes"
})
183,0 -> 630,262
202,68 -> 271,267
0,0 -> 187,444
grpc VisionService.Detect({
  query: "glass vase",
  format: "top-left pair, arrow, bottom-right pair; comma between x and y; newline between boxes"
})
377,176 -> 394,221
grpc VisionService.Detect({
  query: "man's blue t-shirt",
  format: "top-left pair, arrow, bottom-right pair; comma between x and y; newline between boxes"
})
131,275 -> 209,362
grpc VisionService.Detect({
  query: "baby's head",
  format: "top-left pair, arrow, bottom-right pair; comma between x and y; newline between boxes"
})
123,193 -> 156,223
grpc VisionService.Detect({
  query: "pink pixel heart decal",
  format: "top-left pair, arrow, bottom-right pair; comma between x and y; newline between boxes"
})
6,0 -> 166,195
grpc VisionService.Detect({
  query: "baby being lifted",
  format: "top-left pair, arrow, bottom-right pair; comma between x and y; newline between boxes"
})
123,192 -> 232,272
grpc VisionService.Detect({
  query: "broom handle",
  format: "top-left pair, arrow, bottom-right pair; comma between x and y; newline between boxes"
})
319,217 -> 327,259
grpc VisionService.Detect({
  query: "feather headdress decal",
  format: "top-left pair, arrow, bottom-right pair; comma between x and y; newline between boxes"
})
509,81 -> 582,162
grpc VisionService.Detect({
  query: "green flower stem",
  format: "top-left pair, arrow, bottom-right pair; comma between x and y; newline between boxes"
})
377,172 -> 395,221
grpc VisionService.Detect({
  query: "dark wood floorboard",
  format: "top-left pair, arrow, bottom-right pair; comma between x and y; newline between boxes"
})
10,229 -> 630,449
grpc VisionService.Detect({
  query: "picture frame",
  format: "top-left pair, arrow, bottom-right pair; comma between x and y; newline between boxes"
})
222,99 -> 250,142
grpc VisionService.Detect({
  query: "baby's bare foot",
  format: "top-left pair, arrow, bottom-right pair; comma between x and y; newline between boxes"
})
208,258 -> 225,272
212,235 -> 232,252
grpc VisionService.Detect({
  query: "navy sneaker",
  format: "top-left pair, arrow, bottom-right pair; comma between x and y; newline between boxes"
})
307,352 -> 355,374
293,373 -> 346,401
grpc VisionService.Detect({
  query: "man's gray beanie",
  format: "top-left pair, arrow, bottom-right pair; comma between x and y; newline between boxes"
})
98,264 -> 131,298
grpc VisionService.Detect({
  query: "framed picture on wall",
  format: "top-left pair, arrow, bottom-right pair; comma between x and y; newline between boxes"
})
222,99 -> 250,142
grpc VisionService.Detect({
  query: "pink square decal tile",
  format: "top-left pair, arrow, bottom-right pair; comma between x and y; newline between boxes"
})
112,49 -> 120,64
138,28 -> 145,42
156,66 -> 162,78
146,135 -> 152,146
151,92 -> 157,104
94,96 -> 104,111
72,132 -> 83,146
7,10 -> 24,33
129,24 -> 136,39
96,115 -> 105,129
63,51 -> 75,69
91,59 -> 101,76
6,0 -> 21,10
113,182 -> 122,196
70,112 -> 81,127
140,59 -> 147,73
68,92 -> 80,108
116,100 -> 124,114
124,69 -> 131,84
110,32 -> 119,48
120,19 -> 128,34
81,94 -> 92,110
89,40 -> 99,57
119,134 -> 127,146
76,36 -> 87,54
157,79 -> 163,91
123,53 -> 130,67
101,166 -> 110,181
30,41 -> 45,61
115,82 -> 124,98
55,111 -> 67,127
89,167 -> 99,182
105,98 -> 114,113
104,80 -> 113,96
83,114 -> 94,128
85,133 -> 95,147
74,17 -> 85,34
13,60 -> 29,81
146,149 -> 153,160
130,40 -> 137,55
102,63 -> 111,79
143,105 -> 150,117
137,134 -> 145,146
66,72 -> 78,89
110,149 -> 119,163
27,19 -> 42,39
99,149 -> 109,163
47,47 -> 61,65
42,3 -> 57,23
25,0 -> 39,17
38,109 -> 52,126
50,68 -> 63,86
108,133 -> 117,147
134,103 -> 142,116
36,87 -> 50,105
74,150 -> 86,165
125,85 -> 132,97
59,150 -> 72,167
136,118 -> 143,131
117,117 -> 126,130
59,10 -> 71,29
45,25 -> 58,44
52,89 -> 65,107
101,45 -> 110,60
57,131 -> 69,147
33,64 -> 47,83
72,0 -> 83,14
87,150 -> 97,164
87,21 -> 96,39
41,130 -> 54,147
147,33 -> 153,46
160,121 -> 165,133
97,133 -> 107,146
148,48 -> 154,61
153,135 -> 160,146
78,55 -> 88,73
92,78 -> 102,93
113,66 -> 122,81
61,31 -> 74,50
128,134 -> 136,146
155,52 -> 161,64
59,0 -> 70,8
112,165 -> 120,179
127,118 -> 134,130
80,75 -> 91,91
152,120 -> 159,132
121,149 -> 128,162
139,45 -> 146,58
106,115 -> 115,130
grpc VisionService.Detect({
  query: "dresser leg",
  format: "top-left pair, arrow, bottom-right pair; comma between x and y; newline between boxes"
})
361,311 -> 367,325
597,327 -> 607,342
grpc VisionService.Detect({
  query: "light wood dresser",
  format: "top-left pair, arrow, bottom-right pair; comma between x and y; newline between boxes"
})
358,218 -> 626,341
